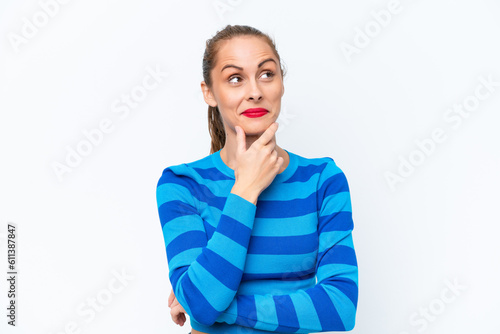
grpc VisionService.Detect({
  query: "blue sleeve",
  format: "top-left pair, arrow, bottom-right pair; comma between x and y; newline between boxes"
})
156,168 -> 257,326
215,160 -> 358,332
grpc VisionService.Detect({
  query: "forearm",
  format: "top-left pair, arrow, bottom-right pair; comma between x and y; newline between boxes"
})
215,246 -> 358,332
157,171 -> 258,327
170,192 -> 256,325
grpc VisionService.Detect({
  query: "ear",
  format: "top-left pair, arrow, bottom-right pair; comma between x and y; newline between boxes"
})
201,81 -> 217,107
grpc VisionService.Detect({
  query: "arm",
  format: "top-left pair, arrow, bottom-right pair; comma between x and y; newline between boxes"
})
156,167 -> 257,326
215,159 -> 358,332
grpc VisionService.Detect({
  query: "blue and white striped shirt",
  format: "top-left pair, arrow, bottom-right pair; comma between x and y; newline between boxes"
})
156,148 -> 358,333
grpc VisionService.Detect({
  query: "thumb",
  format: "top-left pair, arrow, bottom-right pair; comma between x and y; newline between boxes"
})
235,125 -> 246,153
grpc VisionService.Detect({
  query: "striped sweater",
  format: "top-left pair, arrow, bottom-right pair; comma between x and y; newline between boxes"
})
156,148 -> 358,333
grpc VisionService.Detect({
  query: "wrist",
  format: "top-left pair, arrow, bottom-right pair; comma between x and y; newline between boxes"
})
230,184 -> 259,205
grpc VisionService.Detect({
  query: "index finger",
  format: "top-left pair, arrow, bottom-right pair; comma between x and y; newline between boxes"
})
254,122 -> 278,148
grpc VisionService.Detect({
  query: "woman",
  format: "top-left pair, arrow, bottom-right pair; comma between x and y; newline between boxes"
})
156,24 -> 358,334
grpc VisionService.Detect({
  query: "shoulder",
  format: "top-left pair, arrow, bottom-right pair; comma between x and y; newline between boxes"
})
319,157 -> 348,183
290,150 -> 346,180
157,153 -> 214,188
294,152 -> 350,194
156,154 -> 211,209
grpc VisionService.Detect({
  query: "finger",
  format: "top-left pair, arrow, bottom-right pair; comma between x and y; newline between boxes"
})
175,312 -> 185,326
271,149 -> 278,159
170,307 -> 179,324
269,149 -> 278,164
276,156 -> 284,170
179,313 -> 186,326
175,307 -> 186,326
168,289 -> 175,307
170,305 -> 184,325
235,125 -> 246,154
255,122 -> 278,148
171,304 -> 186,314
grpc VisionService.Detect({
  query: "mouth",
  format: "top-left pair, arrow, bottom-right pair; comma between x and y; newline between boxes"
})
241,108 -> 269,118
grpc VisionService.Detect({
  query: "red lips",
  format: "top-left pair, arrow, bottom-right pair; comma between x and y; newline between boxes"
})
242,108 -> 269,118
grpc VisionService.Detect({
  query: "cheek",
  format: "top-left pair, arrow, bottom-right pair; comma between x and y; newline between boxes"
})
269,85 -> 283,100
227,96 -> 242,106
219,88 -> 243,106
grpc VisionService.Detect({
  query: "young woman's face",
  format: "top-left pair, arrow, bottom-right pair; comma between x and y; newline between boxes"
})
203,35 -> 285,137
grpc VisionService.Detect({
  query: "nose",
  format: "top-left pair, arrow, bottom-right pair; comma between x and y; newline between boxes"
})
247,78 -> 263,101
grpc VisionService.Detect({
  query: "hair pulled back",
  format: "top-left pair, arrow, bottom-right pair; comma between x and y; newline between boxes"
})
203,24 -> 286,154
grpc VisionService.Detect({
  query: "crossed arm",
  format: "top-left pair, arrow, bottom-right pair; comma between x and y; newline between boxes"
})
162,161 -> 358,332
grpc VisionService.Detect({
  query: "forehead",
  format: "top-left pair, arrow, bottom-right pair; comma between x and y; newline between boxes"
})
216,36 -> 276,68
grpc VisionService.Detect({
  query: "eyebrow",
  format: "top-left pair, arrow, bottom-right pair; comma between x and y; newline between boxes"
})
221,58 -> 277,73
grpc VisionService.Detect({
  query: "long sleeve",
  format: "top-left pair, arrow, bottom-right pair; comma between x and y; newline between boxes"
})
215,159 -> 358,332
156,167 -> 257,326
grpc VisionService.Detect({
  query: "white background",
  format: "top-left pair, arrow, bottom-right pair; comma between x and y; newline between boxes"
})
1,0 -> 499,333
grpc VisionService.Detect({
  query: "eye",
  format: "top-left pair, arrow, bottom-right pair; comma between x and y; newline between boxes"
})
261,70 -> 275,79
228,75 -> 241,84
